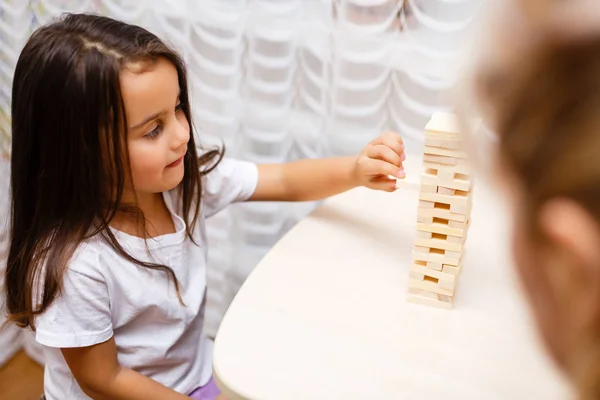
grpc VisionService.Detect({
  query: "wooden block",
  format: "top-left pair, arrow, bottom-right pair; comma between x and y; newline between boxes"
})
423,161 -> 472,176
414,246 -> 430,254
427,261 -> 443,271
408,287 -> 438,300
424,112 -> 461,135
420,191 -> 472,211
425,111 -> 480,136
442,264 -> 461,276
451,211 -> 468,222
414,256 -> 463,274
419,200 -> 435,209
437,186 -> 455,196
417,207 -> 468,223
417,222 -> 468,243
447,235 -> 464,244
407,291 -> 453,310
424,136 -> 464,150
409,277 -> 454,296
411,264 -> 456,285
413,259 -> 442,271
416,221 -> 466,238
424,146 -> 467,160
420,191 -> 471,208
423,154 -> 467,166
438,169 -> 455,183
415,237 -> 462,252
450,203 -> 471,215
449,201 -> 473,217
409,270 -> 425,281
422,171 -> 471,192
415,231 -> 433,239
423,164 -> 466,182
445,250 -> 462,259
408,278 -> 453,296
420,183 -> 438,194
449,219 -> 469,229
424,129 -> 460,141
417,215 -> 434,224
413,250 -> 461,267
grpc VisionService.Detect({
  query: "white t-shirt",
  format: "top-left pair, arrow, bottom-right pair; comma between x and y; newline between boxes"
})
35,158 -> 258,399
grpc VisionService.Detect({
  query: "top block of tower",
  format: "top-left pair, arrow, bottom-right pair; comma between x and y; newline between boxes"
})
423,113 -> 472,166
424,112 -> 462,135
424,113 -> 463,145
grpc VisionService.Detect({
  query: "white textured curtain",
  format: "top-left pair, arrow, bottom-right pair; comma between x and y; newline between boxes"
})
0,0 -> 482,356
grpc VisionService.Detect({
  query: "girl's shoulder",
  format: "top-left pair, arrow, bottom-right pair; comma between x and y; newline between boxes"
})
199,157 -> 259,218
68,232 -> 133,273
66,240 -> 105,275
64,236 -> 137,285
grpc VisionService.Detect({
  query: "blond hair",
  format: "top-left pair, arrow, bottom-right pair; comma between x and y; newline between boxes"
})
469,1 -> 600,398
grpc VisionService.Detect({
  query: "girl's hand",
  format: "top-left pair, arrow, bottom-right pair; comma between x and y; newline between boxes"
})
354,131 -> 406,192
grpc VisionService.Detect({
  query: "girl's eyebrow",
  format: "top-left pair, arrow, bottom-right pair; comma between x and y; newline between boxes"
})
130,111 -> 165,130
129,90 -> 181,130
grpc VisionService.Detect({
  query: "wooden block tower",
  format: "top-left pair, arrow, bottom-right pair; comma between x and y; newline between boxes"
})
407,112 -> 474,310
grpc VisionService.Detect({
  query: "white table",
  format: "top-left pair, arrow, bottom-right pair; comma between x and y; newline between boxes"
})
212,155 -> 572,400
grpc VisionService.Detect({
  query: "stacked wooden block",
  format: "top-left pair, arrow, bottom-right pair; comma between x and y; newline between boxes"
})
407,112 -> 473,310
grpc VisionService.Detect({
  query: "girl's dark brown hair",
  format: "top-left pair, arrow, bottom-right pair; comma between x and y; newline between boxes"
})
5,13 -> 222,329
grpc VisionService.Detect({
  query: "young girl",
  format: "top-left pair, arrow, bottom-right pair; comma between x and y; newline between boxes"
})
3,13 -> 405,400
469,0 -> 600,398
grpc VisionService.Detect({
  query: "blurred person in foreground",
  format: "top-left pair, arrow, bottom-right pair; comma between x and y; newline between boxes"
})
465,0 -> 600,398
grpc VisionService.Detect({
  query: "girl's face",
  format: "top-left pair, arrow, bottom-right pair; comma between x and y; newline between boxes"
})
120,58 -> 189,196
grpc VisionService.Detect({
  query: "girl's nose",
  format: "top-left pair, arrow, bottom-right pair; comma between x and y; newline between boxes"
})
172,116 -> 190,150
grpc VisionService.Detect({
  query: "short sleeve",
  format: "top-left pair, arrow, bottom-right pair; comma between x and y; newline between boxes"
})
202,157 -> 258,218
35,247 -> 113,348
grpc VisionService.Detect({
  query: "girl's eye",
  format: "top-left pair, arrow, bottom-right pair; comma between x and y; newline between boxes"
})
143,104 -> 182,140
144,125 -> 161,140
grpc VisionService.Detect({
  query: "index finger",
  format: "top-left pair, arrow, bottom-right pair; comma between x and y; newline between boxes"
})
373,131 -> 404,155
375,131 -> 404,148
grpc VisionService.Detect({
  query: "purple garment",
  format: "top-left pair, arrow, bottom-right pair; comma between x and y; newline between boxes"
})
189,377 -> 221,400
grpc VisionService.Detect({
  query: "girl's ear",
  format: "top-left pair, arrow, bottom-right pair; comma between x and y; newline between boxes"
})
539,199 -> 600,275
538,198 -> 600,329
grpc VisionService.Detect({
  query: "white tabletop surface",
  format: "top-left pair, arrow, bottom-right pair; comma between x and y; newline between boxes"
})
213,154 -> 573,400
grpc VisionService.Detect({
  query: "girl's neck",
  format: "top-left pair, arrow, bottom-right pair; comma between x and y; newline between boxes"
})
136,191 -> 165,216
111,191 -> 176,238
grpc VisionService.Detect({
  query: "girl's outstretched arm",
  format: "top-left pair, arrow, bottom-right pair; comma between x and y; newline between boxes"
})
61,337 -> 190,400
249,131 -> 406,202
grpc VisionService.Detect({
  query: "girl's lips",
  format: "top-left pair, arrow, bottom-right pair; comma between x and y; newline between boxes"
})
167,155 -> 184,168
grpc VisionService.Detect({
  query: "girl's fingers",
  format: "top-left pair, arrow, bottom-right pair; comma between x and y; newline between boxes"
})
368,176 -> 398,192
367,144 -> 403,168
366,159 -> 405,179
372,131 -> 404,157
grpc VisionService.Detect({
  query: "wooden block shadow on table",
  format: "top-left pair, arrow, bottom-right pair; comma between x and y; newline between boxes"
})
407,112 -> 476,310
